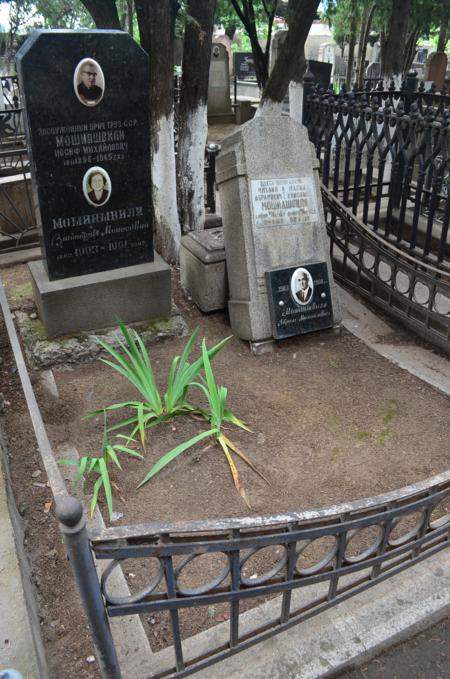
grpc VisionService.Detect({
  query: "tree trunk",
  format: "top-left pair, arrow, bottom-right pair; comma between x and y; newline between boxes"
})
345,0 -> 358,90
136,0 -> 181,263
177,0 -> 217,233
288,46 -> 306,124
80,0 -> 121,28
437,13 -> 449,52
402,26 -> 420,74
257,0 -> 319,115
127,0 -> 134,35
356,2 -> 376,88
230,0 -> 269,88
380,0 -> 412,86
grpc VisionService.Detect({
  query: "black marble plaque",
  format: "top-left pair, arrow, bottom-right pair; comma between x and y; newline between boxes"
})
16,30 -> 153,280
233,52 -> 256,81
265,262 -> 334,339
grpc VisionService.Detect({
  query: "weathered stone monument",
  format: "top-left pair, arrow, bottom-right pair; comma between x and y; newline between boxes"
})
207,43 -> 233,120
216,115 -> 340,344
16,30 -> 170,337
424,52 -> 448,90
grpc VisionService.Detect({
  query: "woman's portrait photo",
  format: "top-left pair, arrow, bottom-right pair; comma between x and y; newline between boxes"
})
74,58 -> 105,106
291,267 -> 314,305
83,167 -> 111,207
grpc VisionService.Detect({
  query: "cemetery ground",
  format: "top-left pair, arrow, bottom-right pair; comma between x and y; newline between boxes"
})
0,259 -> 449,678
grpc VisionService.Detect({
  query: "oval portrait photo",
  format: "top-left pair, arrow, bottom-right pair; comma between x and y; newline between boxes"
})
83,167 -> 111,207
291,267 -> 314,306
74,58 -> 105,107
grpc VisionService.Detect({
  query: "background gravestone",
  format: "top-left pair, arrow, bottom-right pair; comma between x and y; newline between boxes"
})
233,53 -> 256,81
17,30 -> 154,281
424,52 -> 448,90
207,43 -> 233,118
16,30 -> 170,337
216,115 -> 341,344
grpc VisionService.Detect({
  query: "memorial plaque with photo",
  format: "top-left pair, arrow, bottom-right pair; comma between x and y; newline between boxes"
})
16,30 -> 153,280
265,262 -> 333,339
233,52 -> 256,80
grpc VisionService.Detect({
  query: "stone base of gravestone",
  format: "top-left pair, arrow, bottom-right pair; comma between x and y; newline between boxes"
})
29,254 -> 171,338
180,229 -> 228,312
216,115 -> 341,342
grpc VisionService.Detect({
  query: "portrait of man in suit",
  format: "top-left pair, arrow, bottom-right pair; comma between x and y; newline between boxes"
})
291,268 -> 314,305
74,58 -> 104,107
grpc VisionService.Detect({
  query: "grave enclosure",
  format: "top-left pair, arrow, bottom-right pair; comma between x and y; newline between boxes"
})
16,30 -> 170,337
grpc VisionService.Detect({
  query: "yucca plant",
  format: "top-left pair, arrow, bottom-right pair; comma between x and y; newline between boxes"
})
58,423 -> 143,519
138,339 -> 269,507
86,320 -> 231,448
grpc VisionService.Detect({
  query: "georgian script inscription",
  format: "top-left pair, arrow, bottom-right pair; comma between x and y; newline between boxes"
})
251,177 -> 319,228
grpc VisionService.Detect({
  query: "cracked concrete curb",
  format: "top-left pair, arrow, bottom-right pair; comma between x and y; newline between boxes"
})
0,429 -> 47,678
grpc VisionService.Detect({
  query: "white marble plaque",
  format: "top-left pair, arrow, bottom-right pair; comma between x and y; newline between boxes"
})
251,176 -> 319,228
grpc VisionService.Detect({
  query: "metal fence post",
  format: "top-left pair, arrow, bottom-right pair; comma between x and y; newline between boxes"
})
405,70 -> 418,113
56,496 -> 122,679
302,68 -> 315,126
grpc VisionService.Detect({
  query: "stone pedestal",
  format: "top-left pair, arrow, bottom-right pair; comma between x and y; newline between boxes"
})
180,228 -> 228,312
29,253 -> 171,337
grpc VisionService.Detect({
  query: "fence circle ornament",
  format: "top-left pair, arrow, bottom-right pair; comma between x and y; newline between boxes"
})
295,537 -> 338,576
101,558 -> 163,605
240,546 -> 287,586
344,525 -> 383,563
174,553 -> 230,596
388,511 -> 426,547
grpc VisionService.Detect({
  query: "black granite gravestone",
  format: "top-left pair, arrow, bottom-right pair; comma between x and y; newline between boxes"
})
233,53 -> 256,81
16,30 -> 153,281
308,60 -> 332,90
265,262 -> 334,339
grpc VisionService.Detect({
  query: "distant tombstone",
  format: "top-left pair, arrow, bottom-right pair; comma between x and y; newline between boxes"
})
333,55 -> 347,78
318,42 -> 336,65
424,52 -> 448,90
208,43 -> 232,117
216,116 -> 341,343
233,52 -> 256,81
308,60 -> 332,89
365,61 -> 381,80
16,30 -> 170,336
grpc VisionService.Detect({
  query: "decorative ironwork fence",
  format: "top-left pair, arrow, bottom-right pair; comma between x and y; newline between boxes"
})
303,75 -> 450,351
2,276 -> 450,679
0,76 -> 36,254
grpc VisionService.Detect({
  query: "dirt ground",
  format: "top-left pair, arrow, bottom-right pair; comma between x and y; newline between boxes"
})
1,261 -> 449,675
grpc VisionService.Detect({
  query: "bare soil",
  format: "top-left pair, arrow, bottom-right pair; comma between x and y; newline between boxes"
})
1,262 -> 449,673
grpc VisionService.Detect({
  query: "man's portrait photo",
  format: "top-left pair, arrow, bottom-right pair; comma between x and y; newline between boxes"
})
74,58 -> 104,106
291,267 -> 314,305
83,167 -> 111,207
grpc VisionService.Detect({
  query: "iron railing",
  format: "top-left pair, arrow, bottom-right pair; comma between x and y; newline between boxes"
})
2,275 -> 450,679
303,75 -> 450,350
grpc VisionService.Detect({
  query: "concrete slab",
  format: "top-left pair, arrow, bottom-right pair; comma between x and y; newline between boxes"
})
339,285 -> 450,397
0,434 -> 45,678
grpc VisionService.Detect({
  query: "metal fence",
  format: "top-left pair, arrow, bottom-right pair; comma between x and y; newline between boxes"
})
303,75 -> 450,351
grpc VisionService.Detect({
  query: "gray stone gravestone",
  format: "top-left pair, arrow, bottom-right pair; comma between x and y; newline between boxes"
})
216,115 -> 341,343
16,30 -> 170,337
207,43 -> 233,119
